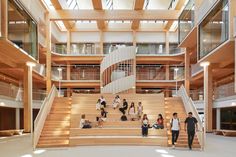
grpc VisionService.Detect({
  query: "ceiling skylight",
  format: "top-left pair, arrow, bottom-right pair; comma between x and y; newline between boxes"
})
102,0 -> 135,10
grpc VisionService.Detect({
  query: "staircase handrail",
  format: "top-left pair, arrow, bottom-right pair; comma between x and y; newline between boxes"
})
178,85 -> 204,150
33,85 -> 58,149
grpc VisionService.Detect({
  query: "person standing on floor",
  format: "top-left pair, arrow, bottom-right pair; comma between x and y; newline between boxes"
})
141,114 -> 149,137
184,112 -> 198,150
170,112 -> 181,149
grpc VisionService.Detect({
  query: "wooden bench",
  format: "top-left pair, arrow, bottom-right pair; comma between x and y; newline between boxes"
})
215,130 -> 236,136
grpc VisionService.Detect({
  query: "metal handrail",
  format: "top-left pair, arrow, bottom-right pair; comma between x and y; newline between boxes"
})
178,85 -> 204,150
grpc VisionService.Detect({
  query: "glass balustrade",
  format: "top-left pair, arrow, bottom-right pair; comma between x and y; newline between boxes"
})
136,65 -> 184,80
103,43 -> 133,54
199,0 -> 229,59
51,43 -> 101,55
178,0 -> 195,43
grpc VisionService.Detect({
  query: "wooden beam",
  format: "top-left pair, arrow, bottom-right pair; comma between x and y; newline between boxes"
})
92,0 -> 106,30
49,10 -> 180,21
1,0 -> 8,38
131,0 -> 145,30
50,0 -> 73,29
164,0 -> 185,30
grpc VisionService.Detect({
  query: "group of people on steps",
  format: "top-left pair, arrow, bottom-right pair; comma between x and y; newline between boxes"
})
80,95 -> 198,150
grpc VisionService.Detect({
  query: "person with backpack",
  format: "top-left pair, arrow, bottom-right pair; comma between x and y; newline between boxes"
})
170,112 -> 181,149
184,112 -> 198,150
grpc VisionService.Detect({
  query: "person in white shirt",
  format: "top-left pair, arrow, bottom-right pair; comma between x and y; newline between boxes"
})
100,96 -> 106,108
112,95 -> 121,109
80,114 -> 91,129
170,112 -> 181,149
96,99 -> 101,110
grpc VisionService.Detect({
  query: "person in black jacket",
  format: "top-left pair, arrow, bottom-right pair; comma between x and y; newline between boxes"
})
119,99 -> 128,114
184,112 -> 198,150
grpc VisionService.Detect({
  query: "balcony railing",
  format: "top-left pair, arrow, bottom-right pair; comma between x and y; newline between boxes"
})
191,63 -> 203,77
136,71 -> 184,80
196,0 -> 218,24
51,43 -> 101,55
51,69 -> 100,81
0,81 -> 46,101
33,63 -> 46,77
178,0 -> 195,43
136,44 -> 185,55
190,82 -> 236,101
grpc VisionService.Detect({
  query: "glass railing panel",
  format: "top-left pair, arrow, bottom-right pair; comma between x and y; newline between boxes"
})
52,43 -> 101,55
214,82 -> 235,99
136,65 -> 184,80
103,43 -> 133,54
199,0 -> 229,59
178,0 -> 195,43
7,0 -> 38,60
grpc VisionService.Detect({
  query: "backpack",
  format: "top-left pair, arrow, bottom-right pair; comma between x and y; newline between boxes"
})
121,115 -> 127,121
170,118 -> 180,128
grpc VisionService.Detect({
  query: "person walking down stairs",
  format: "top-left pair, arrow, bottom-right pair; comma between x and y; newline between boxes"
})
184,112 -> 198,150
170,112 -> 181,149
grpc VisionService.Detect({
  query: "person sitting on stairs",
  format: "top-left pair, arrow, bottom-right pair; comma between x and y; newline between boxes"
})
80,114 -> 92,129
112,95 -> 121,109
128,102 -> 136,121
96,99 -> 101,110
100,95 -> 106,108
119,99 -> 128,114
153,114 -> 164,129
97,108 -> 108,128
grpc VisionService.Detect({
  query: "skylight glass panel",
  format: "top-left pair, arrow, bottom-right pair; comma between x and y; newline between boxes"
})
103,0 -> 134,10
77,0 -> 93,9
43,0 -> 55,10
145,0 -> 172,10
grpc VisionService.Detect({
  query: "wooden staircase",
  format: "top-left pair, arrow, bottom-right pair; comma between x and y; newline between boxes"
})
69,94 -> 168,146
164,97 -> 201,148
37,97 -> 72,148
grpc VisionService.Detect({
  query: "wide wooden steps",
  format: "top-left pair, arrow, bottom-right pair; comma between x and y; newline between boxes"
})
70,128 -> 167,136
69,136 -> 168,146
164,97 -> 201,149
37,97 -> 72,148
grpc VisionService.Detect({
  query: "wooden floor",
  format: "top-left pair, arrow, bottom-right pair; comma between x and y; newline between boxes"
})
164,97 -> 201,148
37,94 -> 201,148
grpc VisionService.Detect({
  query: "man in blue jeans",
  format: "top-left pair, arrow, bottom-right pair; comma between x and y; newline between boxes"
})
184,112 -> 198,150
170,112 -> 181,149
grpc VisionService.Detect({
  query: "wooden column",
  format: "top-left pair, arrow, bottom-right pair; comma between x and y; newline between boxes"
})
203,65 -> 213,132
165,31 -> 169,54
46,13 -> 52,94
133,31 -> 137,46
67,30 -> 71,54
235,39 -> 236,93
23,65 -> 33,133
100,31 -> 103,55
67,64 -> 71,96
185,49 -> 190,96
1,0 -> 8,38
165,65 -> 170,80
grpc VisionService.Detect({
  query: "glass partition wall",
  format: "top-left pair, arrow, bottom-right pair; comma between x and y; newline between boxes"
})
7,0 -> 38,60
178,0 -> 195,43
199,0 -> 229,59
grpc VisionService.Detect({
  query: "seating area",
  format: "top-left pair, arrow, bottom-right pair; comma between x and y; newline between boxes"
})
214,130 -> 236,137
36,93 -> 202,148
37,93 -> 170,147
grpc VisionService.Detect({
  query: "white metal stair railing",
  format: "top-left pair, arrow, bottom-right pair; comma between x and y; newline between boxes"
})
33,85 -> 58,149
177,85 -> 204,150
101,46 -> 136,94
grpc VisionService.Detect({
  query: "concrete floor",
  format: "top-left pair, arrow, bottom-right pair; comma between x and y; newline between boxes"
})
0,134 -> 236,157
